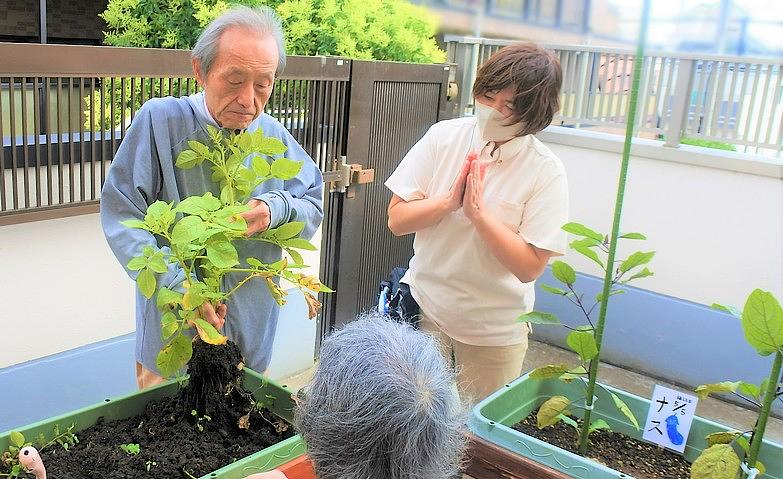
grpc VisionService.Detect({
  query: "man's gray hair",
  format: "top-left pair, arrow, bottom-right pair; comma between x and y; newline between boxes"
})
192,5 -> 287,76
295,314 -> 468,479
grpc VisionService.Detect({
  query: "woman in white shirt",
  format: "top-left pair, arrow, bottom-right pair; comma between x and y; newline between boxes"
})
385,42 -> 569,403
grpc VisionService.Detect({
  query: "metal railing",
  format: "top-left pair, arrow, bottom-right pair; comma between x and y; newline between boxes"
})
0,42 -> 350,223
446,35 -> 783,157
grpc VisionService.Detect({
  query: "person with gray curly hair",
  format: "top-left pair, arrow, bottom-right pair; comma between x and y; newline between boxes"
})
247,314 -> 468,479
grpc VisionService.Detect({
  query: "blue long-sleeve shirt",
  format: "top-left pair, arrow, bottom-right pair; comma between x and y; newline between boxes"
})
101,92 -> 324,375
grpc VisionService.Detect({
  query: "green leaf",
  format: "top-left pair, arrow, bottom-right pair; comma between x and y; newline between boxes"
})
161,311 -> 179,339
286,248 -> 304,266
559,414 -> 579,430
273,221 -> 305,240
690,444 -> 740,479
741,289 -> 783,355
260,137 -> 288,156
540,284 -> 568,296
171,215 -> 207,245
156,287 -> 183,310
737,381 -> 760,398
627,267 -> 654,282
551,261 -> 576,285
146,252 -> 169,274
712,303 -> 742,318
735,435 -> 750,452
156,333 -> 193,378
596,289 -> 625,303
570,237 -> 602,248
705,431 -> 740,447
246,258 -> 263,268
566,329 -> 598,362
183,281 -> 207,310
589,419 -> 611,433
127,256 -> 147,271
192,318 -> 227,345
529,364 -> 572,379
572,243 -> 604,269
120,219 -> 148,230
536,396 -> 571,428
319,284 -> 335,293
10,431 -> 25,448
562,222 -> 603,241
619,232 -> 647,240
220,185 -> 234,205
695,381 -> 740,399
175,193 -> 221,216
517,311 -> 560,325
176,149 -> 201,169
206,235 -> 239,268
235,166 -> 258,195
619,251 -> 655,273
252,157 -> 271,177
187,140 -> 211,157
137,268 -> 156,299
610,392 -> 639,430
235,131 -> 252,151
270,158 -> 303,180
559,365 -> 588,383
144,201 -> 175,232
284,238 -> 318,251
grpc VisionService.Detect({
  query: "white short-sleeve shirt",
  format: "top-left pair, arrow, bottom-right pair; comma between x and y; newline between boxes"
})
385,116 -> 569,347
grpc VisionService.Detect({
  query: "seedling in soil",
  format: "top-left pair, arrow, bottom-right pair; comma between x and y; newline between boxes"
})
518,222 -> 654,453
191,409 -> 212,432
145,460 -> 157,472
1,425 -> 78,477
119,443 -> 141,456
122,126 -> 332,378
690,289 -> 783,479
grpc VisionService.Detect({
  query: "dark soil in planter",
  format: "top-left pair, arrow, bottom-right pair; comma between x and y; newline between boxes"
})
9,340 -> 295,479
513,414 -> 691,479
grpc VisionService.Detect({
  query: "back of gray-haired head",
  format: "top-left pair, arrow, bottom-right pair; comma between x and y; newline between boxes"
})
192,5 -> 286,76
295,314 -> 468,479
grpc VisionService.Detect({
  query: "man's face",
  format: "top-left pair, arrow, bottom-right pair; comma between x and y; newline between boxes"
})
193,27 -> 278,130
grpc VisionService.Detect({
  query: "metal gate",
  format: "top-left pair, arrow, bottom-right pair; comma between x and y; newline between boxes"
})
321,60 -> 455,335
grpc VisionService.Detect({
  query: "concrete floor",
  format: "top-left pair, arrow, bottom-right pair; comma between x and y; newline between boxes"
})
280,339 -> 783,443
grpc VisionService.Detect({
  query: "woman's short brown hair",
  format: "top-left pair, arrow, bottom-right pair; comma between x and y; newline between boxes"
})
472,42 -> 562,136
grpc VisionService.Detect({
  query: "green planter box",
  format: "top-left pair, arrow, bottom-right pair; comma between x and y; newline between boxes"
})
0,368 -> 305,479
470,373 -> 783,479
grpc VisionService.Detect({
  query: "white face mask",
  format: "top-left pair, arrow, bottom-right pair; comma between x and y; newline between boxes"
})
474,102 -> 522,142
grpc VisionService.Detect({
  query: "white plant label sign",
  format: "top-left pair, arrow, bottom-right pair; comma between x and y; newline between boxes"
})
642,385 -> 698,453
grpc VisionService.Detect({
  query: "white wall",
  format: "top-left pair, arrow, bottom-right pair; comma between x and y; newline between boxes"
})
539,127 -> 783,307
0,214 -> 136,368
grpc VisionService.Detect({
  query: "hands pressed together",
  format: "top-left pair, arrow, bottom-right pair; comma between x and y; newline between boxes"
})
446,151 -> 487,222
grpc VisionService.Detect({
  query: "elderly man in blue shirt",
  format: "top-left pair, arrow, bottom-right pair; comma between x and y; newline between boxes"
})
101,6 -> 323,388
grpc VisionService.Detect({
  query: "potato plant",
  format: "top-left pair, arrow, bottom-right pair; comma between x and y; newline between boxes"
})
122,125 -> 331,377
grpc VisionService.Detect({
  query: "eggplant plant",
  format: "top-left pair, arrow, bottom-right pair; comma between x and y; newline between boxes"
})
122,125 -> 331,377
690,289 -> 783,479
518,222 -> 654,453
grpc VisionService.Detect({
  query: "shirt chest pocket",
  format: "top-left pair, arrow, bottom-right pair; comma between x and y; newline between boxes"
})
486,196 -> 525,232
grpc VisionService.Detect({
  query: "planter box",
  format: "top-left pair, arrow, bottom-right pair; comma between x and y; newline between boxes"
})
0,368 -> 305,479
469,373 -> 783,479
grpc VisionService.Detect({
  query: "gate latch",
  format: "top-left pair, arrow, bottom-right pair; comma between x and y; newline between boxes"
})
324,156 -> 375,197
